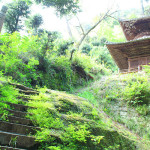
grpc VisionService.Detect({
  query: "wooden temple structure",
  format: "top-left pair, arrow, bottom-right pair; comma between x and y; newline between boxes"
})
106,16 -> 150,73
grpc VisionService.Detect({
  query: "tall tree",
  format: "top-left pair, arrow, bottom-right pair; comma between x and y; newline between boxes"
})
4,0 -> 31,33
26,14 -> 43,34
34,0 -> 80,16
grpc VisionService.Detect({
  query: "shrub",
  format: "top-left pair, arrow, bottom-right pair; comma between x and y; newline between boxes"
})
0,33 -> 39,87
0,77 -> 19,120
81,43 -> 92,55
123,75 -> 150,105
0,32 -> 110,91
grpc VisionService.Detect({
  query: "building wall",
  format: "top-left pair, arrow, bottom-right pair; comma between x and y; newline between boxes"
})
128,56 -> 150,71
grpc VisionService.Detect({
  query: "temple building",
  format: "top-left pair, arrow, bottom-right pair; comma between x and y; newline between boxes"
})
106,16 -> 150,73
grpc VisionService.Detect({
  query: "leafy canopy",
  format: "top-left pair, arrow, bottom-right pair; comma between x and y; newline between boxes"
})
4,0 -> 31,33
26,14 -> 43,34
34,0 -> 80,16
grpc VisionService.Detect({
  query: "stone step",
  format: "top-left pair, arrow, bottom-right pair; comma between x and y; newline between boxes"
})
0,130 -> 37,149
17,89 -> 39,95
6,109 -> 29,118
9,83 -> 38,92
6,115 -> 34,126
0,121 -> 39,135
6,103 -> 29,112
17,96 -> 32,102
0,145 -> 27,150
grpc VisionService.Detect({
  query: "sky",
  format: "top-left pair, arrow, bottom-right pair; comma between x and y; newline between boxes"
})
0,0 -> 149,37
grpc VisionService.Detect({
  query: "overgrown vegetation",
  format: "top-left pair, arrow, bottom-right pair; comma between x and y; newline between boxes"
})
76,71 -> 150,149
0,74 -> 137,149
0,74 -> 19,120
26,88 -> 136,150
0,32 -> 110,91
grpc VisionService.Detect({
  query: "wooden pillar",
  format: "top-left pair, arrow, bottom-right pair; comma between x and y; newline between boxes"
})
128,59 -> 130,72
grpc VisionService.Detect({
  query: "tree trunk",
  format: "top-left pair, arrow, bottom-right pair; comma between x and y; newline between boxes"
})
14,15 -> 19,33
141,0 -> 145,15
65,17 -> 73,39
77,9 -> 112,49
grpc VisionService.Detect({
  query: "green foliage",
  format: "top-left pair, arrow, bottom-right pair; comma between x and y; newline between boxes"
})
124,75 -> 150,105
96,18 -> 125,43
9,137 -> 18,148
81,72 -> 150,149
143,65 -> 150,74
0,32 -> 39,87
34,0 -> 80,16
136,104 -> 150,115
80,43 -> 117,72
79,19 -> 120,72
0,31 -> 110,91
0,77 -> 19,120
72,52 -> 110,75
78,91 -> 97,105
41,56 -> 77,91
54,39 -> 74,56
81,43 -> 92,55
62,123 -> 90,143
26,14 -> 43,33
26,92 -> 91,149
48,146 -> 61,150
4,0 -> 31,33
26,89 -> 136,150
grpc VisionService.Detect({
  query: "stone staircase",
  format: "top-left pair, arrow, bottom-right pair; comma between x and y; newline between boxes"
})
0,83 -> 40,150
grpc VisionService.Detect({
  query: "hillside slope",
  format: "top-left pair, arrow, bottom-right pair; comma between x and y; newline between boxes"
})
0,76 -> 137,150
76,72 -> 150,150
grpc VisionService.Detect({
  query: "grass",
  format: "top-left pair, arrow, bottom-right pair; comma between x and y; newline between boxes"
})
25,87 -> 137,150
75,72 -> 150,149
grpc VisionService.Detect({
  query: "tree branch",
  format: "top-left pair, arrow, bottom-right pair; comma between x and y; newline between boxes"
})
77,9 -> 117,49
76,15 -> 85,35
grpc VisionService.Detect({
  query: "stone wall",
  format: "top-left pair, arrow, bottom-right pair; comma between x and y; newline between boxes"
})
0,6 -> 7,32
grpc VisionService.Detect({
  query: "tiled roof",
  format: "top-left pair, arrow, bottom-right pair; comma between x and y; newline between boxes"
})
106,38 -> 150,69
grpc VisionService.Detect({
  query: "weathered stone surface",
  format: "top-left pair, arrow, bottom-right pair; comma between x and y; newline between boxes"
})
0,81 -> 40,149
6,109 -> 28,118
18,89 -> 39,95
0,131 -> 36,149
9,83 -> 38,92
6,103 -> 29,112
6,115 -> 33,126
0,121 -> 39,135
0,145 -> 26,150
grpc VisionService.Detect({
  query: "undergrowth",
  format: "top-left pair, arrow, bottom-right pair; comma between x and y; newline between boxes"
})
76,71 -> 150,149
26,88 -> 136,150
0,33 -> 110,91
0,75 -> 19,121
